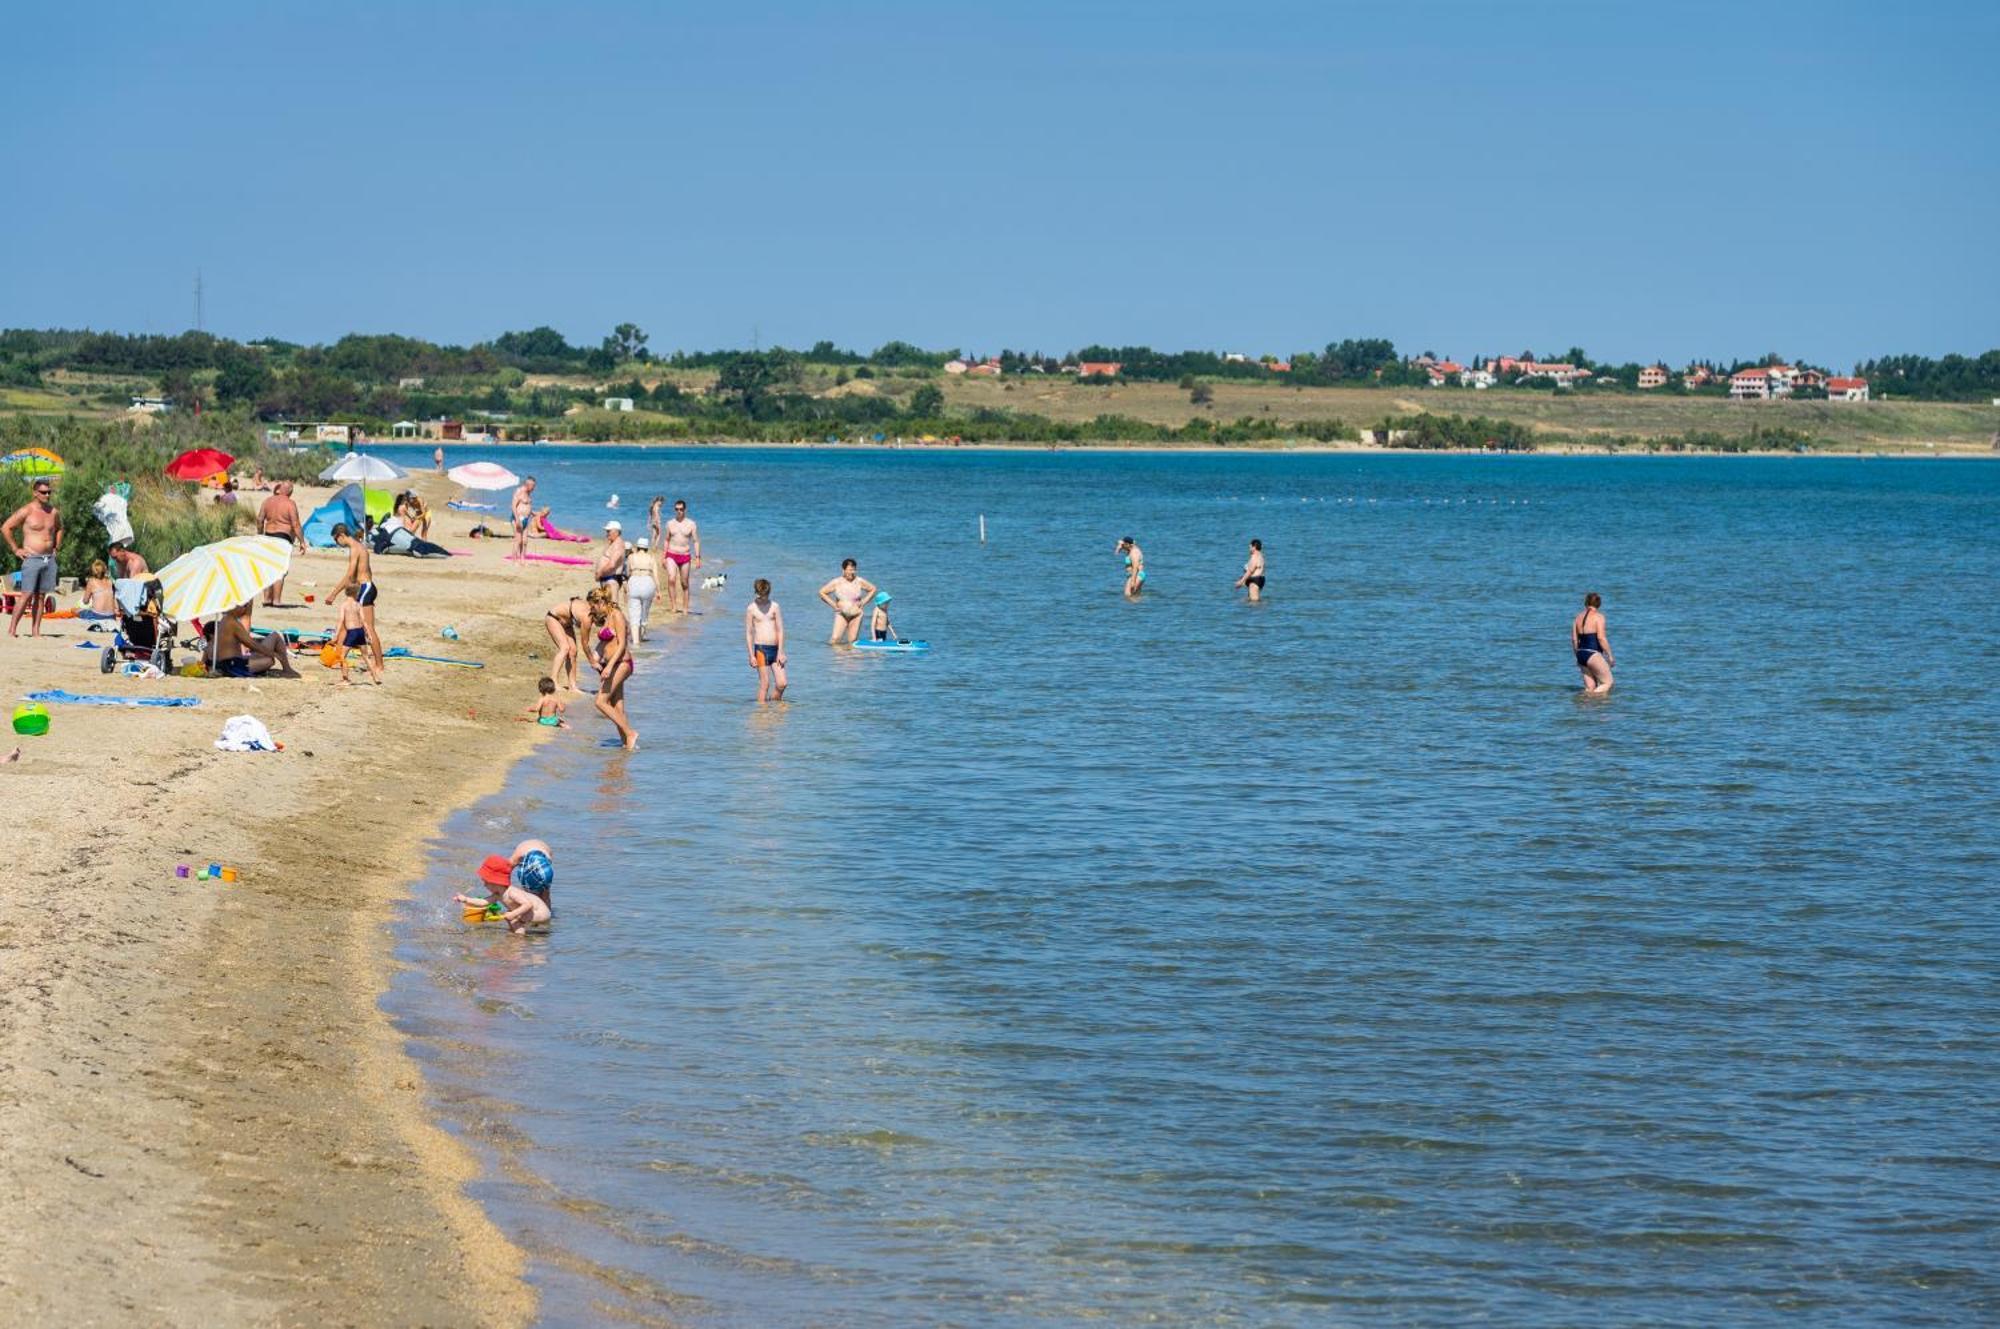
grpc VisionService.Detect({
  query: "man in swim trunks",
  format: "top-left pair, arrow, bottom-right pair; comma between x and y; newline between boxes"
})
4,478 -> 63,638
818,558 -> 876,644
256,481 -> 305,606
663,499 -> 700,614
325,524 -> 385,679
596,519 -> 629,612
214,603 -> 301,678
510,476 -> 538,563
1235,538 -> 1266,603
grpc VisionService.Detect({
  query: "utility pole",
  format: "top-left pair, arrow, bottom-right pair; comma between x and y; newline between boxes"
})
194,269 -> 204,332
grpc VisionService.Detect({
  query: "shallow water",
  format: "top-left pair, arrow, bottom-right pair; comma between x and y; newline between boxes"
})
386,448 -> 2000,1326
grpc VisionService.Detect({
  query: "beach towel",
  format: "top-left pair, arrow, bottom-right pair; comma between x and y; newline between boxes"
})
447,500 -> 494,511
25,689 -> 201,708
509,552 -> 593,567
215,714 -> 278,751
537,514 -> 591,543
384,647 -> 484,668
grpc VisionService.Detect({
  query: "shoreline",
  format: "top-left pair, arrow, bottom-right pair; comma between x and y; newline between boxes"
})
0,475 -> 568,1325
394,437 -> 2000,459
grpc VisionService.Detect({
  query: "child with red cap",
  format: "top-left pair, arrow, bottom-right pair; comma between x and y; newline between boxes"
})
453,838 -> 554,932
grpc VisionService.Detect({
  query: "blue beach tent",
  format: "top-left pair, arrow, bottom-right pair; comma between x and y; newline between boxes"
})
301,482 -> 365,547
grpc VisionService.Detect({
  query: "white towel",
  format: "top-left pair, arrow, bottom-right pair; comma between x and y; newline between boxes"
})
214,714 -> 277,752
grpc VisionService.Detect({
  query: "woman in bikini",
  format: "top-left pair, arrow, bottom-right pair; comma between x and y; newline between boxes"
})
544,589 -> 595,691
1572,592 -> 1614,694
588,593 -> 639,749
1116,537 -> 1145,598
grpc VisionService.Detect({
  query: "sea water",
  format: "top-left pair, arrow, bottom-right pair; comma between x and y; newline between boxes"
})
385,447 -> 2000,1326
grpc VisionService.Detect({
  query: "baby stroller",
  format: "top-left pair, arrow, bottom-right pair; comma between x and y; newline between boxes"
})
100,577 -> 175,674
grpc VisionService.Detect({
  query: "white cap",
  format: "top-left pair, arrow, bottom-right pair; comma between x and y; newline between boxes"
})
635,537 -> 650,549
605,519 -> 622,531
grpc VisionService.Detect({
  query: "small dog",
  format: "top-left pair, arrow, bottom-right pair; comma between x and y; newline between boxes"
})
701,573 -> 727,591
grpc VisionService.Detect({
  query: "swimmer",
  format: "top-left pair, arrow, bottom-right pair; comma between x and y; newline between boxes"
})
1572,592 -> 1614,694
746,577 -> 788,701
1234,538 -> 1266,602
1116,536 -> 1145,598
818,558 -> 876,644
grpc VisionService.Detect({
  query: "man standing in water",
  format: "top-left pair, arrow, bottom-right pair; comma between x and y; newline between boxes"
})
1234,538 -> 1266,602
510,476 -> 538,563
663,499 -> 700,614
4,478 -> 63,637
818,558 -> 876,644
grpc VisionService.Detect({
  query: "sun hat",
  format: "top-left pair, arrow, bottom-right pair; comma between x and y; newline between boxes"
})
605,519 -> 622,531
874,591 -> 891,605
477,854 -> 514,887
635,537 -> 650,549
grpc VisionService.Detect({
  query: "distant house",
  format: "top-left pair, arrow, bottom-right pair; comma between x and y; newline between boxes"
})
943,359 -> 970,375
603,397 -> 635,412
1794,368 -> 1825,390
1638,365 -> 1669,389
1730,369 -> 1773,400
1460,368 -> 1496,390
1268,361 -> 1291,373
438,419 -> 464,441
1826,376 -> 1870,402
1764,365 -> 1798,396
1683,366 -> 1716,389
1077,362 -> 1123,378
1425,361 -> 1466,387
398,376 -> 426,389
391,420 -> 421,438
1496,358 -> 1587,386
128,395 -> 172,413
968,358 -> 1001,377
1222,352 -> 1248,363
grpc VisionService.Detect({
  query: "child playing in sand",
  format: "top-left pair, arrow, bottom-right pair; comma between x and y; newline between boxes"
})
869,591 -> 895,642
453,839 -> 555,933
525,676 -> 569,727
333,586 -> 382,686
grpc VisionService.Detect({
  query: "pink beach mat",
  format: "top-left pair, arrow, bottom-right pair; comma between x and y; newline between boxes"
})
508,552 -> 593,566
537,515 -> 592,543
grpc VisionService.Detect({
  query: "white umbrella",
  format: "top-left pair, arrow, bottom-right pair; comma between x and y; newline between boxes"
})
447,461 -> 522,490
322,452 -> 408,483
158,536 -> 295,666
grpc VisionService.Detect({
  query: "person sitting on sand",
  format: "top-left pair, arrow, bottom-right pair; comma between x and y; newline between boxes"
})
332,586 -> 382,686
78,560 -> 118,620
1572,592 -> 1614,694
526,676 -> 569,727
818,558 -> 876,644
869,591 -> 895,642
1234,538 -> 1265,603
213,603 -> 300,679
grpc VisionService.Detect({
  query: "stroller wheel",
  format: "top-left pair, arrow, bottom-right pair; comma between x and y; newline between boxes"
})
101,647 -> 117,674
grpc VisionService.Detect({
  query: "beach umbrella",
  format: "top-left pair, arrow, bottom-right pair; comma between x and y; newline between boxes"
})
0,447 -> 65,476
447,461 -> 521,490
157,535 -> 292,623
165,447 -> 235,481
321,452 -> 407,483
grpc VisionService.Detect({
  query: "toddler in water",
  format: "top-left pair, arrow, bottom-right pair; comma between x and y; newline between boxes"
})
525,676 -> 569,727
453,839 -> 555,933
869,591 -> 895,642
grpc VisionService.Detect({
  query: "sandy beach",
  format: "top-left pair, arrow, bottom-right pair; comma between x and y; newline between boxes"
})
0,475 -> 576,1325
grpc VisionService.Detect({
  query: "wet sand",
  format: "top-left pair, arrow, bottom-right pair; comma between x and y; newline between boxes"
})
0,477 -> 592,1325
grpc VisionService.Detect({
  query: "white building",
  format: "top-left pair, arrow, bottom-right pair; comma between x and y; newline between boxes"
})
1825,377 -> 1870,402
128,395 -> 171,413
1730,369 -> 1774,400
603,397 -> 635,412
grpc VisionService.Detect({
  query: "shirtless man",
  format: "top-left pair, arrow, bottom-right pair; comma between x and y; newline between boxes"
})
510,476 -> 538,562
214,603 -> 301,678
108,541 -> 150,581
4,478 -> 63,637
1234,538 -> 1266,603
433,446 -> 445,473
256,481 -> 306,606
817,558 -> 876,644
325,524 -> 384,678
595,520 -> 629,615
663,499 -> 700,613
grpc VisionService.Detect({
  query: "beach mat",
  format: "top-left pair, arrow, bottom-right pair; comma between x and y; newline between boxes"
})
508,552 -> 593,567
448,500 -> 494,511
384,647 -> 484,669
537,515 -> 592,543
27,689 -> 201,708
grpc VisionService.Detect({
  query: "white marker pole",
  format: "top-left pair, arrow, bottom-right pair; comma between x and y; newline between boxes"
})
979,514 -> 986,543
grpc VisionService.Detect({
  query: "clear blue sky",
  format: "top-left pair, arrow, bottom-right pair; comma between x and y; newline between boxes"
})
3,1 -> 1994,368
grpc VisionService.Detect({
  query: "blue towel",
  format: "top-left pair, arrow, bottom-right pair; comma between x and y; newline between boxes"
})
25,689 -> 201,708
447,500 -> 495,511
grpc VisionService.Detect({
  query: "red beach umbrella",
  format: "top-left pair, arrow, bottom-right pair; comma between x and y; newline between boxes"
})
165,448 -> 236,481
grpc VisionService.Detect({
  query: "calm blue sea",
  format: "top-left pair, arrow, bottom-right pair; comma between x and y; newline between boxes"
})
383,446 -> 2000,1327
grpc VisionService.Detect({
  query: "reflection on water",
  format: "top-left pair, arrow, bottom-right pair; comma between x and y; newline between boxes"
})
388,449 -> 2000,1328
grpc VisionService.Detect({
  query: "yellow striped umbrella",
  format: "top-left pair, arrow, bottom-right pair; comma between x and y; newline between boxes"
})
156,534 -> 293,623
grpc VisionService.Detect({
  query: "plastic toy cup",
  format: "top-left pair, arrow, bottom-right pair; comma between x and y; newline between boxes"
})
175,865 -> 190,878
208,862 -> 222,877
220,867 -> 238,882
304,594 -> 315,603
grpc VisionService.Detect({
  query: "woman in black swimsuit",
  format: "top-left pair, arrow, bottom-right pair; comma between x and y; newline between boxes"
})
1571,592 -> 1614,694
544,592 -> 592,692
